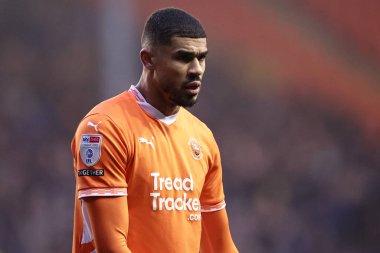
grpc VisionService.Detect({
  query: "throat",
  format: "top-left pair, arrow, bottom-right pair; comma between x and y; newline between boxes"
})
129,85 -> 180,125
135,85 -> 180,116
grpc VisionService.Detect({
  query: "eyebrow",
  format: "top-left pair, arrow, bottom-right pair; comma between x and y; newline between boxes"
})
175,50 -> 208,59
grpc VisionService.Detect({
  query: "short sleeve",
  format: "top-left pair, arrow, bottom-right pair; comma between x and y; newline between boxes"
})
71,113 -> 129,199
199,135 -> 226,212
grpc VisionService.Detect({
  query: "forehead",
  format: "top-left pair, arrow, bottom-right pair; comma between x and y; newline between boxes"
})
167,37 -> 207,53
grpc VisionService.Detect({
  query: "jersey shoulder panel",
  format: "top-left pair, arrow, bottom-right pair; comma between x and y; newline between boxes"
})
86,91 -> 136,124
72,113 -> 130,196
71,92 -> 138,198
180,108 -> 214,138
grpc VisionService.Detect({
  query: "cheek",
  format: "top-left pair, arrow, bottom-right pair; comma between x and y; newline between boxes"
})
169,61 -> 187,74
160,64 -> 187,81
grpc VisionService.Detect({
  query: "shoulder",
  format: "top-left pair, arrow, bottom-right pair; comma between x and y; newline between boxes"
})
88,91 -> 133,119
72,91 -> 135,146
181,108 -> 212,134
180,108 -> 216,145
71,109 -> 131,161
77,91 -> 140,131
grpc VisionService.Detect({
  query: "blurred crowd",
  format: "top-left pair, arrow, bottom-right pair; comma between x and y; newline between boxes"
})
195,57 -> 380,253
0,1 -> 99,252
1,1 -> 379,253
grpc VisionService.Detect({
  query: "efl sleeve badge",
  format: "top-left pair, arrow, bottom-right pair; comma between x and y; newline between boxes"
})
80,134 -> 103,166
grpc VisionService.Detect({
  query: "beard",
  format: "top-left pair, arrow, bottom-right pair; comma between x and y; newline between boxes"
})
164,76 -> 201,108
171,89 -> 199,108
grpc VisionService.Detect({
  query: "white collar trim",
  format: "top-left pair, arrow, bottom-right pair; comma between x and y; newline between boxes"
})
129,85 -> 178,126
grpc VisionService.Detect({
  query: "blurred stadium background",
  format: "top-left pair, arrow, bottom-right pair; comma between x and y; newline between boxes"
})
1,0 -> 380,252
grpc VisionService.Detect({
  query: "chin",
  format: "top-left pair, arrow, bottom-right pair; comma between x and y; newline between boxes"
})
170,91 -> 199,108
177,96 -> 198,108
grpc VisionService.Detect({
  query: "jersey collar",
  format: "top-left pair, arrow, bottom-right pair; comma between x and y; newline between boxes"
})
129,85 -> 179,126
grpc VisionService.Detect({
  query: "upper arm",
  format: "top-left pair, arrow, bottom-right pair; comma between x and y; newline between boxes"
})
84,196 -> 131,253
72,113 -> 129,197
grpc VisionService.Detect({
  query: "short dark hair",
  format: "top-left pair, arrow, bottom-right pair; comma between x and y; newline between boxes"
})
141,7 -> 207,47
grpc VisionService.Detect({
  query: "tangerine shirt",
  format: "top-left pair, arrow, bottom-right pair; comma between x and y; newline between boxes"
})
71,86 -> 226,253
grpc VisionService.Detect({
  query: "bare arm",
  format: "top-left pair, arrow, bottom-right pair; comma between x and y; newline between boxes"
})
200,209 -> 238,253
84,196 -> 131,253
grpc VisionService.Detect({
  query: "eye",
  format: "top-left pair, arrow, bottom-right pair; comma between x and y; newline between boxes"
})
198,54 -> 207,62
175,52 -> 194,63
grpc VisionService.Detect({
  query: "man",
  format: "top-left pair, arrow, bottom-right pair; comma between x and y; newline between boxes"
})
71,7 -> 238,253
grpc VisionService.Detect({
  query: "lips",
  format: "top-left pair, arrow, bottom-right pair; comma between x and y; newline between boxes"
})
184,81 -> 201,95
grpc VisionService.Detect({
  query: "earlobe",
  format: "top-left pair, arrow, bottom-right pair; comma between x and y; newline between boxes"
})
140,49 -> 155,70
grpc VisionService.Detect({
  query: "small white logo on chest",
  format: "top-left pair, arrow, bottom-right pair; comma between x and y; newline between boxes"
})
139,136 -> 155,150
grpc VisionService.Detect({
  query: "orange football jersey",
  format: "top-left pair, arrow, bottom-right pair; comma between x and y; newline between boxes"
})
71,86 -> 226,253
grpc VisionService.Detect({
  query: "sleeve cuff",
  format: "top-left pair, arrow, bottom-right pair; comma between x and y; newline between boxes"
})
200,200 -> 226,212
78,187 -> 128,199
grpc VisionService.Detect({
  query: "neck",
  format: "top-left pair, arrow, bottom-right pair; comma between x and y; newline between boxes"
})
135,72 -> 180,116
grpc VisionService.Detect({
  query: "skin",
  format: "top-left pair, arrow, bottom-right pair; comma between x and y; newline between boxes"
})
136,37 -> 208,116
85,197 -> 131,253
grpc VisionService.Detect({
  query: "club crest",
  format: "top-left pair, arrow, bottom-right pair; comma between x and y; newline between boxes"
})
80,134 -> 102,166
188,137 -> 203,160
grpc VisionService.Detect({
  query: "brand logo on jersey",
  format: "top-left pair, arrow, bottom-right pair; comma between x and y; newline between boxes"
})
87,121 -> 102,132
188,137 -> 202,160
80,134 -> 102,166
150,172 -> 201,221
139,136 -> 155,150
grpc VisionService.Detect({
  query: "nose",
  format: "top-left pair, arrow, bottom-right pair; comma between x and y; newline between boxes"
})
188,58 -> 204,77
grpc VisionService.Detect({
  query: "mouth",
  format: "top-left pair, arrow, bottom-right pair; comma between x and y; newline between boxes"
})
184,81 -> 201,95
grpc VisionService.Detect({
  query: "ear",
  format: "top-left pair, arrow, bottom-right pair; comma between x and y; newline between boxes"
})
140,48 -> 155,70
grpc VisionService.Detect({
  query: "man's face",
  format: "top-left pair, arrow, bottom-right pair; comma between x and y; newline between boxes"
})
151,37 -> 208,108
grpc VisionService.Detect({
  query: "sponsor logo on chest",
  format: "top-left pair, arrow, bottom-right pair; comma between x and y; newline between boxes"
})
149,172 -> 201,221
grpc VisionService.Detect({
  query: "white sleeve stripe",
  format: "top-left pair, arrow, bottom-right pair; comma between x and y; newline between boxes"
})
78,187 -> 128,199
201,200 -> 226,212
81,200 -> 93,244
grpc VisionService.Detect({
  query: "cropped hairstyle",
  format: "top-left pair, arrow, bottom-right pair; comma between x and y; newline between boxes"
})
141,7 -> 207,47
